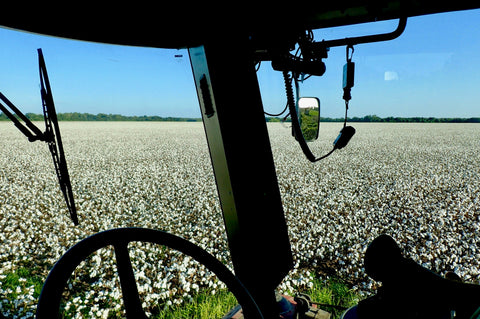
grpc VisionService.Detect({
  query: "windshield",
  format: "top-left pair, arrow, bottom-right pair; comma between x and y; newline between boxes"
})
258,9 -> 480,120
0,8 -> 479,319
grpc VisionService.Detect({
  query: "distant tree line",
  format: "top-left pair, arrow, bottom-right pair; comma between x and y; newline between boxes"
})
1,112 -> 479,123
266,115 -> 480,123
328,115 -> 480,123
0,112 -> 202,122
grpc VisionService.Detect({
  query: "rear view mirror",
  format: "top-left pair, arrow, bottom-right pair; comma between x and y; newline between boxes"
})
298,97 -> 320,141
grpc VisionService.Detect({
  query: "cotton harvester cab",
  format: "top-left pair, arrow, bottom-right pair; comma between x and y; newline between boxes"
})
1,2 -> 480,318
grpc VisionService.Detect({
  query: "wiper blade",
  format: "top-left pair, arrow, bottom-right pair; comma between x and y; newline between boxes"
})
38,48 -> 78,225
0,50 -> 78,225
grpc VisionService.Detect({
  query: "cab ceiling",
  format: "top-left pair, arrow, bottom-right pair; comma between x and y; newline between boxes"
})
1,1 -> 479,48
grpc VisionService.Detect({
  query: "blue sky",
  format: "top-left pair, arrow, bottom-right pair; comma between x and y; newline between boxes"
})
0,9 -> 479,118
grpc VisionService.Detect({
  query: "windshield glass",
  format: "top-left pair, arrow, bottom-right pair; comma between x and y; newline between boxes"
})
0,8 -> 479,318
259,9 -> 480,120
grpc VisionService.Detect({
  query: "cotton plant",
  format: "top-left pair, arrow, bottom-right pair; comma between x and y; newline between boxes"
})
0,122 -> 478,318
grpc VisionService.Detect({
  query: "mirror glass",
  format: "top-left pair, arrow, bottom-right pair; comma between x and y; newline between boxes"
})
298,97 -> 320,141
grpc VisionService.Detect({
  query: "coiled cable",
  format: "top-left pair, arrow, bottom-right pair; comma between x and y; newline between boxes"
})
283,71 -> 335,162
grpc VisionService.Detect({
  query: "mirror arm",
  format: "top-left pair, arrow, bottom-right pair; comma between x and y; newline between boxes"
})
313,17 -> 407,49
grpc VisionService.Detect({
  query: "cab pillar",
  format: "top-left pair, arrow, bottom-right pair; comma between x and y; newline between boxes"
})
189,38 -> 293,318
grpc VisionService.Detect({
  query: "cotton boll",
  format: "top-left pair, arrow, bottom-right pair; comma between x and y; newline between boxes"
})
1,122 -> 480,316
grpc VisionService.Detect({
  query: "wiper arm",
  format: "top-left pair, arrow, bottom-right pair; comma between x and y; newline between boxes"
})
0,49 -> 78,225
0,92 -> 45,142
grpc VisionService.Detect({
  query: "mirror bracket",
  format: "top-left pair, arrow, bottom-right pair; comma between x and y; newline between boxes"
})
314,17 -> 407,49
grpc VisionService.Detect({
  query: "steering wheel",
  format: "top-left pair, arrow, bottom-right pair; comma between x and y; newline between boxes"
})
36,228 -> 263,318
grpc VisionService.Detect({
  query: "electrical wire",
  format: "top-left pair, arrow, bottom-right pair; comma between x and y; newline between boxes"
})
344,101 -> 349,127
264,72 -> 292,117
264,102 -> 289,117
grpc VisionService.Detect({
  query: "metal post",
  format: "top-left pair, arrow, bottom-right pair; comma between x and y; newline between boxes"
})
189,39 -> 293,318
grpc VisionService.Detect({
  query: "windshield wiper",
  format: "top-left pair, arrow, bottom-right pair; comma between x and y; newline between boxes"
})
0,92 -> 45,141
0,49 -> 78,225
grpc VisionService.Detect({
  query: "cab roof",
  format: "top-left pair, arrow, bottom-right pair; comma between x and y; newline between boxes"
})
1,1 -> 479,49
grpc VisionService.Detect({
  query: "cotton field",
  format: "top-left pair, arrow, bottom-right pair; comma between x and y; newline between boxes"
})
0,121 -> 479,318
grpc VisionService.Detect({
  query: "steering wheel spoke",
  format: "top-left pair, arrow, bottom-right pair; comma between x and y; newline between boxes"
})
113,242 -> 148,319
